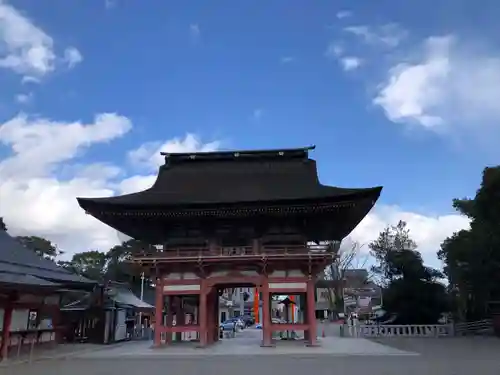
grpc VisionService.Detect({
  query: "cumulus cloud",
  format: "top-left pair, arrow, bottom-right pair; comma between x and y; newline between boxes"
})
0,0 -> 82,80
15,92 -> 32,104
0,114 -> 133,254
128,134 -> 220,171
325,42 -> 362,71
63,47 -> 83,69
340,57 -> 362,71
336,11 -> 352,20
0,116 -> 221,258
374,35 -> 500,135
0,113 -> 132,179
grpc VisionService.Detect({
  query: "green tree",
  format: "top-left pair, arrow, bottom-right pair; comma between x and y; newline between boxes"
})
105,239 -> 155,286
60,250 -> 107,281
438,166 -> 500,321
0,217 -> 7,231
369,220 -> 418,285
370,221 -> 448,324
16,236 -> 63,259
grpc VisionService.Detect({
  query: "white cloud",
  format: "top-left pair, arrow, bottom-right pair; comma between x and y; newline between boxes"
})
21,76 -> 40,84
336,11 -> 352,19
374,35 -> 500,133
0,113 -> 132,180
344,23 -> 407,48
128,134 -> 220,171
0,114 -> 220,258
340,56 -> 362,71
0,0 -> 81,80
15,92 -> 32,104
63,47 -> 83,69
280,56 -> 295,64
325,43 -> 362,71
349,205 -> 469,266
325,43 -> 343,59
190,23 -> 200,41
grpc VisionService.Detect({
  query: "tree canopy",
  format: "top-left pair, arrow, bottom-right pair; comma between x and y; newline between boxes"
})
370,221 -> 448,324
0,217 -> 6,231
16,235 -> 64,259
438,166 -> 500,321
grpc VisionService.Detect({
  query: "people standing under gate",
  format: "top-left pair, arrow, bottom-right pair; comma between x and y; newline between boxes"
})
347,312 -> 359,337
352,312 -> 359,337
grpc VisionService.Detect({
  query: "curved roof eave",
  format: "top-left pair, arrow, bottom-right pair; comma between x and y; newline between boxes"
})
77,186 -> 383,212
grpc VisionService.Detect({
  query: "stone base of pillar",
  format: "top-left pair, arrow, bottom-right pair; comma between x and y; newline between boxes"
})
305,340 -> 321,347
260,342 -> 276,347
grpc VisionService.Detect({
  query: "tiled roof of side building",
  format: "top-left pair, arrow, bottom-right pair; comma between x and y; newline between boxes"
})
0,230 -> 96,287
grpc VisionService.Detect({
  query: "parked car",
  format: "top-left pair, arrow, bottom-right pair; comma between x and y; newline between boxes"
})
221,319 -> 237,332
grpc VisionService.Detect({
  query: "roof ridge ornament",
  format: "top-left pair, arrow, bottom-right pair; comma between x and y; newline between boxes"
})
161,145 -> 316,164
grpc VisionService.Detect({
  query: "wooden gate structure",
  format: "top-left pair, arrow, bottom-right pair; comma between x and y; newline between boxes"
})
77,146 -> 382,347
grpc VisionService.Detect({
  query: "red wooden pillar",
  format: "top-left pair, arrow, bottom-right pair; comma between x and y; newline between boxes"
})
50,302 -> 62,344
153,278 -> 163,347
165,296 -> 172,344
174,296 -> 183,342
261,278 -> 273,347
0,302 -> 13,361
198,281 -> 208,346
253,287 -> 260,323
207,288 -> 216,345
306,278 -> 318,346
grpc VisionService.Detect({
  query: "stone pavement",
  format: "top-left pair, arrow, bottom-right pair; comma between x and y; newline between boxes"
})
11,351 -> 500,375
7,333 -> 500,375
0,342 -> 112,367
370,336 -> 500,359
72,327 -> 418,358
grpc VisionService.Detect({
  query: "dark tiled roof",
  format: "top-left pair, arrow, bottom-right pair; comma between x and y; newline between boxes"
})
0,231 -> 96,288
0,272 -> 61,287
77,147 -> 382,209
107,285 -> 154,309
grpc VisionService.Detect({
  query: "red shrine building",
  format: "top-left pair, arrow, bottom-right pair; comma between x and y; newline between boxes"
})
77,146 -> 382,347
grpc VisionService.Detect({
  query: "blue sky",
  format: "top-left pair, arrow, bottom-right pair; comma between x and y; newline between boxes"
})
1,0 -> 497,266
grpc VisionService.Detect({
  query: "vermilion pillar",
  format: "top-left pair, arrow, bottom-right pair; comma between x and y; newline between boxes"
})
165,296 -> 172,344
199,282 -> 208,346
253,287 -> 259,323
261,279 -> 272,347
154,278 -> 163,347
290,295 -> 295,323
306,278 -> 318,346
